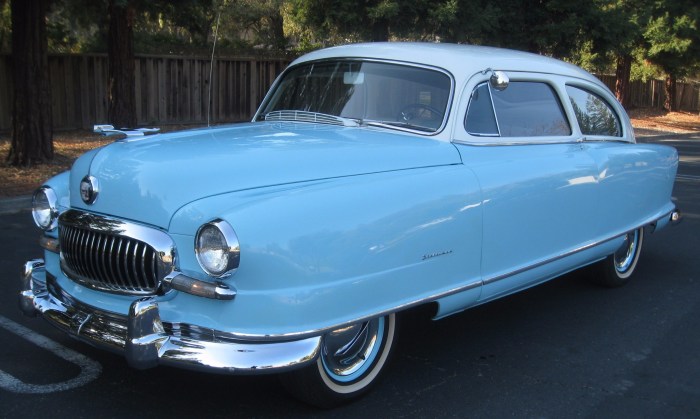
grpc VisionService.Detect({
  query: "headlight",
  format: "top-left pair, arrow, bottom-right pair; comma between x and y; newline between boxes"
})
32,187 -> 58,231
195,219 -> 240,277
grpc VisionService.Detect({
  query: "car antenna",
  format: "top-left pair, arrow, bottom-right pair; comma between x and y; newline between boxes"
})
207,8 -> 222,128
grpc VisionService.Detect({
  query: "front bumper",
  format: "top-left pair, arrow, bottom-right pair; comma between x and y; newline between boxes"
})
19,259 -> 321,374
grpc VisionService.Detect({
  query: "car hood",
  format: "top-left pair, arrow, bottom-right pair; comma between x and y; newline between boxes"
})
69,122 -> 461,229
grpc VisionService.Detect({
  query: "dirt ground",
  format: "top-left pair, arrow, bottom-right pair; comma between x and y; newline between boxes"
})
1,109 -> 699,198
627,108 -> 700,134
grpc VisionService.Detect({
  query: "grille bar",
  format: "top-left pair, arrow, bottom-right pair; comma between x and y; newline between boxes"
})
60,225 -> 159,293
57,210 -> 175,296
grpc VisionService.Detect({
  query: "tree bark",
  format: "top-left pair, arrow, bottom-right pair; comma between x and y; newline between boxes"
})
663,74 -> 677,112
370,21 -> 389,42
614,54 -> 632,108
107,0 -> 137,128
7,0 -> 53,167
267,9 -> 287,50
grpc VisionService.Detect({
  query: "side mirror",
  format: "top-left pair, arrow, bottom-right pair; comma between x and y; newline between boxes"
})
489,71 -> 509,91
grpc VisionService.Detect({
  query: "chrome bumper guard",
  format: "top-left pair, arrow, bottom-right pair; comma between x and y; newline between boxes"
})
671,209 -> 682,225
19,259 -> 321,374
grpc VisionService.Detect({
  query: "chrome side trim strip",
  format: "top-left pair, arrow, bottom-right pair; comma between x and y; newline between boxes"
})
222,207 -> 680,342
482,239 -> 611,286
212,279 -> 484,343
482,209 -> 677,285
481,236 -> 622,286
21,207 -> 678,350
452,138 -> 584,147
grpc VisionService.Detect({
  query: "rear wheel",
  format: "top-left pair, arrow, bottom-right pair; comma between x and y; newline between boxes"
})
591,228 -> 644,287
280,313 -> 398,408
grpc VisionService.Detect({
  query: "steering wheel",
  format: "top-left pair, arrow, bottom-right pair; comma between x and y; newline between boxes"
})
398,103 -> 444,122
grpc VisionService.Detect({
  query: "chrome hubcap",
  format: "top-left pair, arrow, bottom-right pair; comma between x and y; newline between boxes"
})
614,230 -> 638,273
321,318 -> 383,380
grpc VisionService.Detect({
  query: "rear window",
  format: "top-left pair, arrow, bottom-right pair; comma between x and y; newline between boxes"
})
566,85 -> 622,137
466,81 -> 571,137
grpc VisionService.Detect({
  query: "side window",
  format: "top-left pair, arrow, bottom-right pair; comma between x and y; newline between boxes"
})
465,81 -> 571,137
566,85 -> 622,137
465,83 -> 499,136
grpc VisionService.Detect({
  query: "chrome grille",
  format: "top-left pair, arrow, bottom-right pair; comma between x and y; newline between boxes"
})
58,210 -> 175,296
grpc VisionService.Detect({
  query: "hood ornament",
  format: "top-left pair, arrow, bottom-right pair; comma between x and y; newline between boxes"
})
80,175 -> 99,205
93,124 -> 160,142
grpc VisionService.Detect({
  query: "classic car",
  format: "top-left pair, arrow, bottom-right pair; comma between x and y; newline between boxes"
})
20,42 -> 680,407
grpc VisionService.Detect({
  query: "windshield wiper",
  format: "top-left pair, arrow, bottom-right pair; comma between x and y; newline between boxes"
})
362,120 -> 436,133
265,110 -> 359,127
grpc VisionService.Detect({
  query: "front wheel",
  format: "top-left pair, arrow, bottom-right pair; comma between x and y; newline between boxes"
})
280,313 -> 398,408
590,228 -> 644,287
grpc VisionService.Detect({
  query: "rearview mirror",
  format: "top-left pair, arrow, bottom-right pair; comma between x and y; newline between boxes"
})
344,72 -> 365,85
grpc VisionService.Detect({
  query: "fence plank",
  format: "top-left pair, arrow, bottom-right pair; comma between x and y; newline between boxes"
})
0,55 -> 12,129
79,56 -> 90,129
64,57 -> 76,127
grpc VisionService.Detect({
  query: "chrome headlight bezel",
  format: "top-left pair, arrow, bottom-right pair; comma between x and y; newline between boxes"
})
32,186 -> 59,231
195,219 -> 240,278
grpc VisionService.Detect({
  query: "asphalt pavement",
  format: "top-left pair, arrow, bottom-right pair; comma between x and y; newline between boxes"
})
0,132 -> 698,417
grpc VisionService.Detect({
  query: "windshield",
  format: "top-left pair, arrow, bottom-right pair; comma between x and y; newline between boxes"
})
257,60 -> 452,133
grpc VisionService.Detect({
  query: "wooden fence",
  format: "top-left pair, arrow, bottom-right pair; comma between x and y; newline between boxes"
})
597,75 -> 700,111
0,54 -> 290,131
1,54 -> 698,132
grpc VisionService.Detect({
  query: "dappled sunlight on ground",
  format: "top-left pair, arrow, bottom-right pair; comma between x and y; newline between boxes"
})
629,109 -> 700,135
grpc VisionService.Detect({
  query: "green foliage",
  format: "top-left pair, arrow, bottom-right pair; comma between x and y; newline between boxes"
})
219,0 -> 289,51
484,0 -> 591,55
644,1 -> 700,77
630,55 -> 663,82
37,0 -> 108,53
284,0 -> 376,43
2,0 -> 698,78
46,1 -> 105,53
0,0 -> 10,53
157,0 -> 217,46
568,41 -> 608,74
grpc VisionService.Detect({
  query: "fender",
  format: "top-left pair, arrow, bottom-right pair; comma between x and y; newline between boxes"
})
166,164 -> 483,338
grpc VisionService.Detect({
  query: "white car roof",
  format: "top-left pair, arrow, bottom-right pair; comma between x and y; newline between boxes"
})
292,42 -> 601,87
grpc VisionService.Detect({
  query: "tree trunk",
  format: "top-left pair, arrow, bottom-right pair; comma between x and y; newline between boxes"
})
267,10 -> 287,51
370,21 -> 389,42
614,54 -> 632,108
7,0 -> 53,167
107,0 -> 137,128
663,74 -> 677,112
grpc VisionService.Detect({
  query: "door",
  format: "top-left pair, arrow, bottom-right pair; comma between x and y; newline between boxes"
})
455,77 -> 600,301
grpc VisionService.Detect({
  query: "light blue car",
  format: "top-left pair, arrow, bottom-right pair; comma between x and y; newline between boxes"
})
20,42 -> 680,407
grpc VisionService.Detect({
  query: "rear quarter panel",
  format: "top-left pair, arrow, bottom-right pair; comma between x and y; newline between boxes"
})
587,141 -> 678,238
